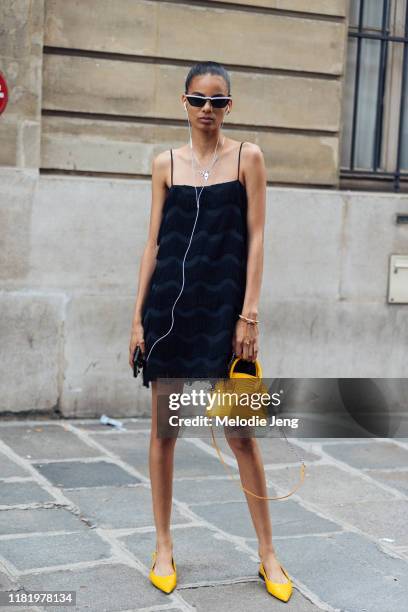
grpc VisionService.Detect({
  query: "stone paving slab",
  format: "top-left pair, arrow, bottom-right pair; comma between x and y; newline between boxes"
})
0,425 -> 101,460
322,440 -> 408,468
0,531 -> 112,571
0,451 -> 30,478
65,484 -> 192,529
291,437 -> 370,443
33,460 -> 140,488
366,468 -> 408,494
0,507 -> 89,535
191,499 -> 342,540
172,475 -> 272,505
264,463 -> 392,506
93,433 -> 229,478
0,571 -> 14,590
19,563 -> 167,611
179,580 -> 324,611
0,481 -> 55,506
318,499 -> 408,546
0,606 -> 41,612
280,531 -> 408,612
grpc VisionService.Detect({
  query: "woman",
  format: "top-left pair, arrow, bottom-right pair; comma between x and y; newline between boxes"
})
129,61 -> 292,603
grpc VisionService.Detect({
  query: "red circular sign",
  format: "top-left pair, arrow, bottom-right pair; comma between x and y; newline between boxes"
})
0,72 -> 9,115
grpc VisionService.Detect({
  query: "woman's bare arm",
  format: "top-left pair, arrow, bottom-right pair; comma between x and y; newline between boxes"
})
130,151 -> 170,331
241,143 -> 266,319
232,143 -> 266,361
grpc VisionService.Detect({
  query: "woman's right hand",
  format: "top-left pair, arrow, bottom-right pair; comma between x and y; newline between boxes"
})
129,322 -> 145,368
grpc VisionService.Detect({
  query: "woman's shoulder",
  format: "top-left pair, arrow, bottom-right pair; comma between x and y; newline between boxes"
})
238,142 -> 265,187
224,138 -> 262,157
152,145 -> 190,171
152,149 -> 172,170
240,141 -> 263,158
151,149 -> 176,187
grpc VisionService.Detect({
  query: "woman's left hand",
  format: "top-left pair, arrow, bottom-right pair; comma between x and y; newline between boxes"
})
232,318 -> 259,362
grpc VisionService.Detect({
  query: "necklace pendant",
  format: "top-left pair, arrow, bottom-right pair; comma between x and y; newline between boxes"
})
203,170 -> 209,181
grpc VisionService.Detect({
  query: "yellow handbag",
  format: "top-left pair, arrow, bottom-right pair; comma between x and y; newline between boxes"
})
206,356 -> 269,420
207,355 -> 306,500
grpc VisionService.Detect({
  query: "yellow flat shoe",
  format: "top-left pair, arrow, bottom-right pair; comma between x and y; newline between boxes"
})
258,561 -> 293,602
149,550 -> 177,594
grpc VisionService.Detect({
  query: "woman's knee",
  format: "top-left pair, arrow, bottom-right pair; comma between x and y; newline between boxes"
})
226,434 -> 257,455
150,433 -> 177,449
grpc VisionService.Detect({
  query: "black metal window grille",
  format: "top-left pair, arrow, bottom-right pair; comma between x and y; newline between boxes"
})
341,0 -> 408,191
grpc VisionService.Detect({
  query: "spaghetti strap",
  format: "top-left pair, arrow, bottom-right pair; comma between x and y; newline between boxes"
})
170,149 -> 173,187
237,142 -> 244,180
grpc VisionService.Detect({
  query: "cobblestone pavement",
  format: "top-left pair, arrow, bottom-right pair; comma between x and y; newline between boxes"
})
0,418 -> 407,611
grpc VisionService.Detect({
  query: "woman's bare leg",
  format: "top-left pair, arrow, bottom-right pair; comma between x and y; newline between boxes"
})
225,429 -> 288,583
149,379 -> 183,576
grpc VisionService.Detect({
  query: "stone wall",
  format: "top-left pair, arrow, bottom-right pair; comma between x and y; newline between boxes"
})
0,0 -> 348,184
0,0 -> 44,167
1,169 -> 407,416
2,1 -> 407,417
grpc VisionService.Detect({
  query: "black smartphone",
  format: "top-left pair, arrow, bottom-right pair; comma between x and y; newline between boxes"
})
133,345 -> 145,378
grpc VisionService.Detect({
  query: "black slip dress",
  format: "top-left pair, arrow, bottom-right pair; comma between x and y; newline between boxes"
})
141,142 -> 248,389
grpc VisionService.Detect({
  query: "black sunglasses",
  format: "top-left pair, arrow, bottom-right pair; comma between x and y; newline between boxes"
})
185,94 -> 232,109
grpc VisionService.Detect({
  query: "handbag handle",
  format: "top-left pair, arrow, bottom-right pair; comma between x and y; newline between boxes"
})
210,354 -> 306,500
229,356 -> 263,378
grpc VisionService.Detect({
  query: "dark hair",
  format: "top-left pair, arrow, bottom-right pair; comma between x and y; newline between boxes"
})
185,61 -> 231,95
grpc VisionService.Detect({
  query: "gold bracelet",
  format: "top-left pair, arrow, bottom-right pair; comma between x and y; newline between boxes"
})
239,314 -> 259,324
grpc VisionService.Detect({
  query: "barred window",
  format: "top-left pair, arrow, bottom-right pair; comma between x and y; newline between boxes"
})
341,0 -> 408,192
